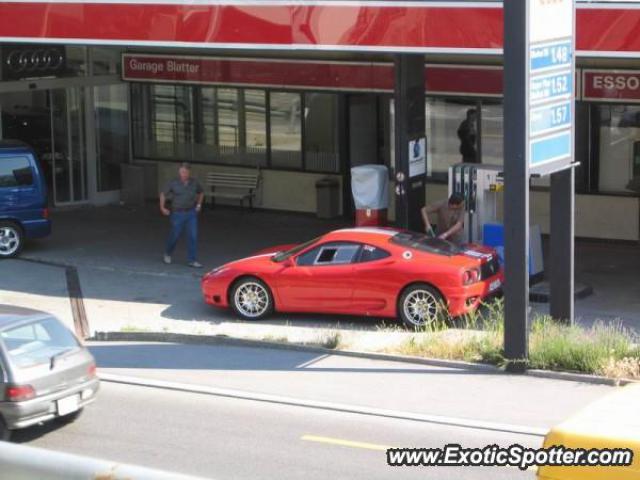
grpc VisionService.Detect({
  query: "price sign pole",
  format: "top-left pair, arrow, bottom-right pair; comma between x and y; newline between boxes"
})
503,0 -> 576,371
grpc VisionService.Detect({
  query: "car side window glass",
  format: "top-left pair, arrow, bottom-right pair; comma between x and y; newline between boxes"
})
358,245 -> 391,263
315,244 -> 360,265
0,156 -> 33,187
296,242 -> 361,266
296,247 -> 321,266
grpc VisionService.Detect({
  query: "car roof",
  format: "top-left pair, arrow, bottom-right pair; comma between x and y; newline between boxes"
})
0,140 -> 34,155
321,227 -> 400,246
0,305 -> 52,330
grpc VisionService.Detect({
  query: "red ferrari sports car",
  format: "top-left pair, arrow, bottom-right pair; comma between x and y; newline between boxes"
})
201,227 -> 503,328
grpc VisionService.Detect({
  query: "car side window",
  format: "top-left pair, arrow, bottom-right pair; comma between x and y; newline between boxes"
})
0,156 -> 33,187
296,242 -> 361,266
357,244 -> 391,263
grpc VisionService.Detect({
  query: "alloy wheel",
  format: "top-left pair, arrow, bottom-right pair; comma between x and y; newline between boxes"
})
0,226 -> 20,257
234,281 -> 270,318
403,288 -> 440,327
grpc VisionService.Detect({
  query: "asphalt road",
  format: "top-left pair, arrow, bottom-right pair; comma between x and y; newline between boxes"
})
15,381 -> 540,480
87,341 -> 613,429
10,341 -> 616,479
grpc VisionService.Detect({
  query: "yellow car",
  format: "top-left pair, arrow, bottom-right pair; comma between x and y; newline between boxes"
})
538,383 -> 640,480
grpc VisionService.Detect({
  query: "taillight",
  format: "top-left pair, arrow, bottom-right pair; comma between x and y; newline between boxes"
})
6,384 -> 36,402
88,363 -> 97,378
462,269 -> 480,285
42,208 -> 49,219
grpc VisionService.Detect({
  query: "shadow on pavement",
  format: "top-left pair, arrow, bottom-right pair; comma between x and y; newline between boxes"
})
88,342 -> 499,375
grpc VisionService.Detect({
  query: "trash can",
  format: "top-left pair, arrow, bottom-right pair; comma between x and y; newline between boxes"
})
351,165 -> 389,227
315,177 -> 340,219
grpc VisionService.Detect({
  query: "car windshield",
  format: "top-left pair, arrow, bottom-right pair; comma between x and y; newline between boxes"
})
390,232 -> 464,256
0,317 -> 80,369
272,237 -> 321,263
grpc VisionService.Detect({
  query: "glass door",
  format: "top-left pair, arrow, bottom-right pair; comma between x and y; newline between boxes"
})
51,88 -> 87,204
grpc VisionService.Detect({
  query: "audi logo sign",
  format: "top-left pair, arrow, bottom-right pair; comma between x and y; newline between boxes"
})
1,45 -> 66,80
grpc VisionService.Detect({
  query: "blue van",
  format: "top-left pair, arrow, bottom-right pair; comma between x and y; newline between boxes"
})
0,141 -> 51,258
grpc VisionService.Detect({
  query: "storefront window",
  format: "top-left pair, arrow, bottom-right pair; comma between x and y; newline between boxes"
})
304,93 -> 339,173
95,84 -> 129,191
132,84 -> 194,161
217,88 -> 240,162
91,47 -> 122,76
65,46 -> 88,77
132,85 -> 335,171
244,90 -> 267,167
598,105 -> 640,194
425,99 -> 478,181
270,92 -> 302,169
197,87 -> 217,159
480,101 -> 504,166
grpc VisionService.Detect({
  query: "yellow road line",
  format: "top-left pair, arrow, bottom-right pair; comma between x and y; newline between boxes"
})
301,436 -> 540,473
301,435 -> 391,451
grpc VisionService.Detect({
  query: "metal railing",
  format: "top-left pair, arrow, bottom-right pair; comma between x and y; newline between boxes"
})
0,441 -> 209,480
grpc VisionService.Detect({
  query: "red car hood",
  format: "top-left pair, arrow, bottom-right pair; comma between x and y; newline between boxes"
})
253,244 -> 298,256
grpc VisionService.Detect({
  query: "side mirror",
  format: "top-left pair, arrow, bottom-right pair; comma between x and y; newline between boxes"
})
283,257 -> 295,268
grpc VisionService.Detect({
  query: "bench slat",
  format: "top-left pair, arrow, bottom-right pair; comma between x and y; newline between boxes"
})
203,170 -> 260,209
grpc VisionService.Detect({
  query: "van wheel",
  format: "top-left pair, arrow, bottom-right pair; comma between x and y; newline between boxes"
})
0,222 -> 23,259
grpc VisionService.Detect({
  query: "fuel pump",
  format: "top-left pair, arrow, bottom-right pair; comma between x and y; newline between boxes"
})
448,163 -> 544,280
448,164 -> 503,244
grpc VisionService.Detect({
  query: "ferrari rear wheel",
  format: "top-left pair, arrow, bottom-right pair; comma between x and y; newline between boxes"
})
399,283 -> 445,329
230,277 -> 274,320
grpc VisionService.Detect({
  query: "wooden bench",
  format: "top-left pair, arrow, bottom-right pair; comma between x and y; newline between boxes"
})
204,169 -> 261,210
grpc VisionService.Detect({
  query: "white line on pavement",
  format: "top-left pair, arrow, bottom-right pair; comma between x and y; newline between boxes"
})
99,372 -> 549,438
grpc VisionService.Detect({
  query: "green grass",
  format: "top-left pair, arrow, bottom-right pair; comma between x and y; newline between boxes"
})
394,299 -> 640,379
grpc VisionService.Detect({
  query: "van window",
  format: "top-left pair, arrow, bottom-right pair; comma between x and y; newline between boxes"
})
0,156 -> 33,187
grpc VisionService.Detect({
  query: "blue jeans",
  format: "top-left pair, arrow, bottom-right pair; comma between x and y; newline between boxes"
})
165,209 -> 198,262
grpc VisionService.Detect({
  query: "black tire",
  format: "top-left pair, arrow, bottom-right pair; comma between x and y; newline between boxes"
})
398,283 -> 446,329
0,221 -> 23,259
55,408 -> 83,425
0,417 -> 12,442
229,277 -> 274,321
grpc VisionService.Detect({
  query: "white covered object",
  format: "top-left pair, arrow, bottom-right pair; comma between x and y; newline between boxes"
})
351,165 -> 389,209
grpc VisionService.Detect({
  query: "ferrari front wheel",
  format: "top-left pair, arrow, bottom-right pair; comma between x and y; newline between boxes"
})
398,283 -> 445,329
230,277 -> 274,320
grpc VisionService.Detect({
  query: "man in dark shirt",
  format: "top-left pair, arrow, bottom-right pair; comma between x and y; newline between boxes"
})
160,163 -> 204,268
457,108 -> 478,163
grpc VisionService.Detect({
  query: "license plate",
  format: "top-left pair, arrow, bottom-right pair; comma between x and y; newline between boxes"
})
489,279 -> 502,292
57,394 -> 80,416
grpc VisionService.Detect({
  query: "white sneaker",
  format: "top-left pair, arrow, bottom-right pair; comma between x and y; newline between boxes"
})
163,254 -> 172,264
188,261 -> 203,268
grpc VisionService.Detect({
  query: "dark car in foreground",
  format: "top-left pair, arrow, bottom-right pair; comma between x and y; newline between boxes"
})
0,306 -> 99,441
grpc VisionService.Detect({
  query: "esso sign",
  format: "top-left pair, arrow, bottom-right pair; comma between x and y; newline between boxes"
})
584,70 -> 640,101
592,75 -> 640,92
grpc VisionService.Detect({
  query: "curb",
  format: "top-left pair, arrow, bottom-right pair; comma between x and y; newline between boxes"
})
92,330 -> 637,386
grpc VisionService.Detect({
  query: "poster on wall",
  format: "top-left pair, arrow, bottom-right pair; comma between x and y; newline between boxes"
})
409,137 -> 426,177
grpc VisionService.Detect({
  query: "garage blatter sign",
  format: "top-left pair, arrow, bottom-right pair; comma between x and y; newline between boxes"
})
528,0 -> 575,176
